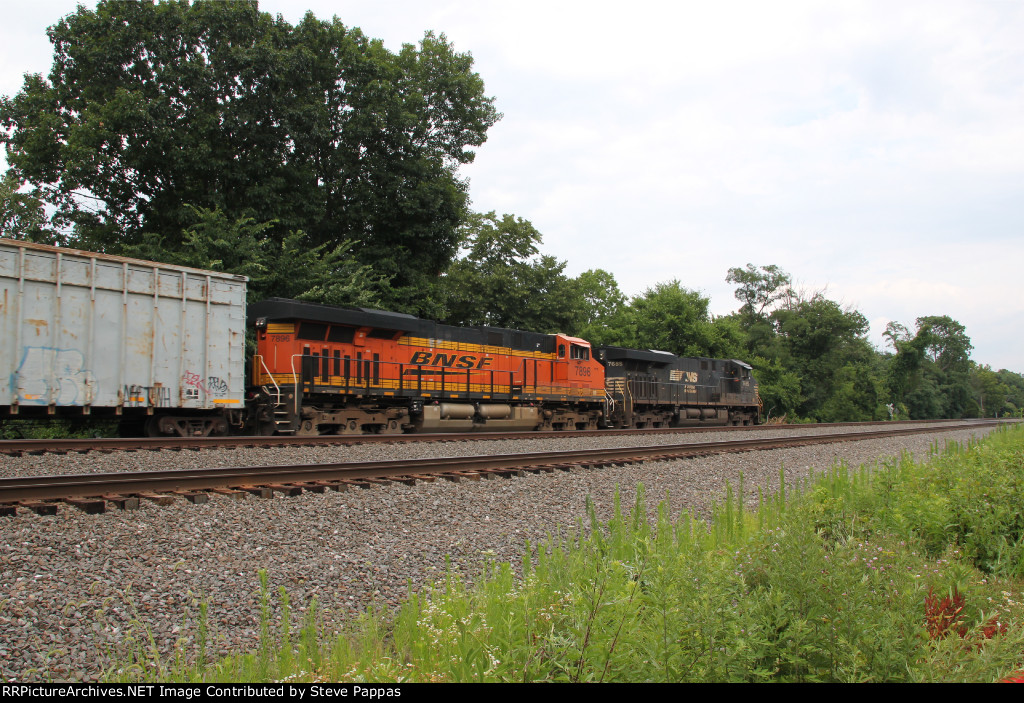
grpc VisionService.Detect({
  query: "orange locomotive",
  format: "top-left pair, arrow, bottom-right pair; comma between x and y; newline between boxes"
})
248,299 -> 606,435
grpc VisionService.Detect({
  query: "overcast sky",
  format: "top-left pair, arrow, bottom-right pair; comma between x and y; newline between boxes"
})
2,1 -> 1022,371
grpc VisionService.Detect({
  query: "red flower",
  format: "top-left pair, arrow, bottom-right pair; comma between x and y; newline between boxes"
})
981,615 -> 1008,640
924,587 -> 967,640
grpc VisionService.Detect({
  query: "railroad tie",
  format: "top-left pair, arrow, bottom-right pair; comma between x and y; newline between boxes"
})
19,501 -> 59,515
100,494 -> 140,510
171,491 -> 210,505
208,488 -> 246,500
264,484 -> 304,497
362,478 -> 393,487
236,486 -> 275,499
337,479 -> 374,490
292,482 -> 328,494
136,492 -> 176,506
488,469 -> 524,478
65,498 -> 107,514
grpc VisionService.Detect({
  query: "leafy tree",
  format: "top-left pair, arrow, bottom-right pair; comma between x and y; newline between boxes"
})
996,369 -> 1024,415
747,354 -> 803,422
123,206 -> 383,307
772,293 -> 877,420
968,365 -> 1008,418
904,375 -> 945,420
726,263 -> 791,321
774,295 -> 869,363
570,268 -> 629,344
886,315 -> 975,418
573,268 -> 627,326
617,280 -> 718,357
0,0 -> 499,308
723,264 -> 791,368
818,363 -> 883,422
0,171 -> 60,243
885,321 -> 927,402
705,314 -> 749,361
916,315 -> 973,374
441,212 -> 581,332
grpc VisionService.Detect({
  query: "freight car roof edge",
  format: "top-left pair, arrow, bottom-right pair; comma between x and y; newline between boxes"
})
0,238 -> 249,282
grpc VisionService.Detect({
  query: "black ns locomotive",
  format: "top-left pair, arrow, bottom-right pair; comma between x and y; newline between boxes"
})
596,346 -> 761,428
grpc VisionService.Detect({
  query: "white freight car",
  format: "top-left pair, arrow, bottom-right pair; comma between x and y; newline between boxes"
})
0,238 -> 247,435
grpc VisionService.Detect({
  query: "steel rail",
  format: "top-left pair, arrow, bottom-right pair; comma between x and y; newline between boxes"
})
0,421 -> 1004,505
0,417 -> 997,456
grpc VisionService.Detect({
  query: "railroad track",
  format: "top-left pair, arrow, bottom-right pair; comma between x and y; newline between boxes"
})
0,417 -> 991,456
0,420 -> 1006,516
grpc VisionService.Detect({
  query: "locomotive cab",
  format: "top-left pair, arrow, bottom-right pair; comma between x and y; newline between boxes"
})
552,334 -> 601,387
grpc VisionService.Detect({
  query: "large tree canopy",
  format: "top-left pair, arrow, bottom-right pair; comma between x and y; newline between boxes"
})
885,315 -> 976,419
0,0 -> 500,307
441,211 -> 583,333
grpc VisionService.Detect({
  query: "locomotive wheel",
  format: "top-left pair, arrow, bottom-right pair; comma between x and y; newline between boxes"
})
378,420 -> 401,434
144,416 -> 165,437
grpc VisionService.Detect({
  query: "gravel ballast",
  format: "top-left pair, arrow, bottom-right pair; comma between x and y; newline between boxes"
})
0,421 -> 969,479
0,424 -> 1004,681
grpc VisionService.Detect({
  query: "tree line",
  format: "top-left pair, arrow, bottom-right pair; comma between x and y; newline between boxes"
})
2,0 -> 1020,421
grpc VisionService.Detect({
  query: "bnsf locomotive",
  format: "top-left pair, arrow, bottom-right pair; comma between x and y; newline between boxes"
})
246,299 -> 761,435
1,238 -> 760,435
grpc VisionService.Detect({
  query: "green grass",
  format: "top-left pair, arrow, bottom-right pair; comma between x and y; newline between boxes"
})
0,418 -> 118,439
104,425 -> 1024,683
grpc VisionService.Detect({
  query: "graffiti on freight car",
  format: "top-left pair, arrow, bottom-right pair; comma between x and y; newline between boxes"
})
122,384 -> 171,407
183,370 -> 206,393
181,371 -> 229,397
12,346 -> 96,405
206,376 -> 229,396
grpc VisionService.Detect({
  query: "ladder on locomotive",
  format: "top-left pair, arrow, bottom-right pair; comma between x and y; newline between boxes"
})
257,355 -> 296,434
263,384 -> 294,433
